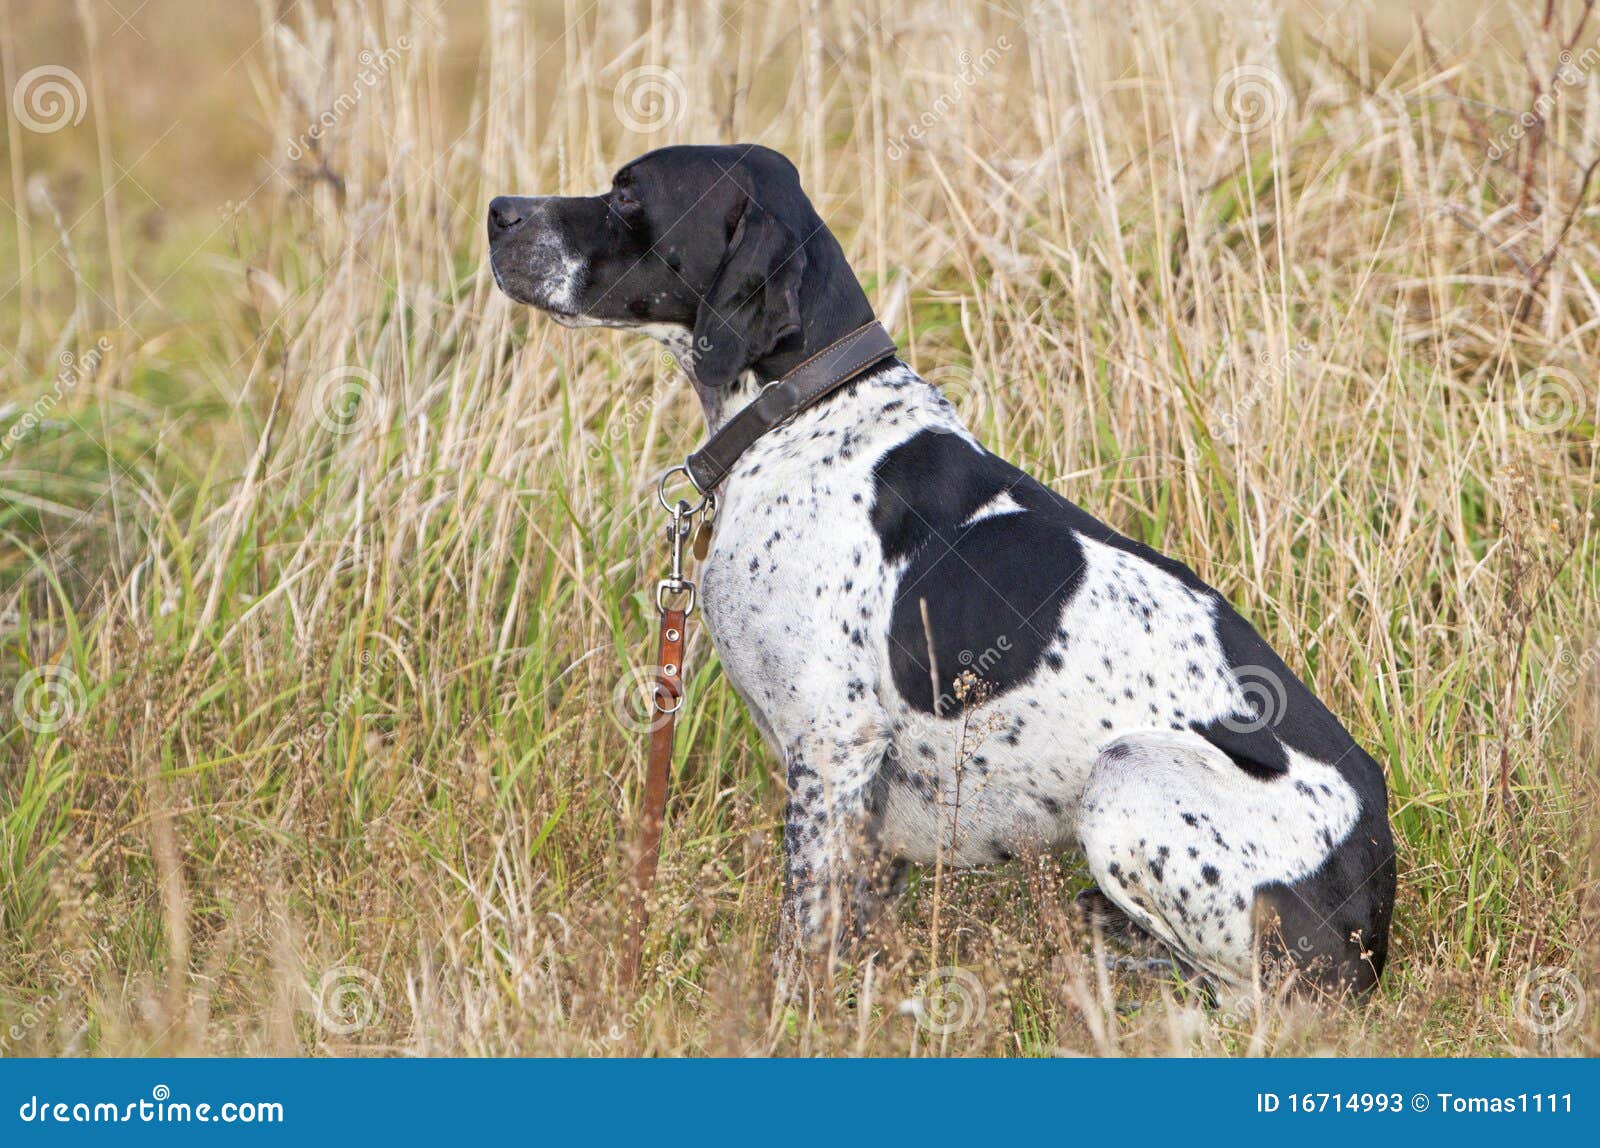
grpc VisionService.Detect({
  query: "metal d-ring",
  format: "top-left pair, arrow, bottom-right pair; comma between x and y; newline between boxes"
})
654,684 -> 684,714
656,464 -> 710,516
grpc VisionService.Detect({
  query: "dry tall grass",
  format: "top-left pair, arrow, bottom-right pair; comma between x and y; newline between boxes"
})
1,0 -> 1596,1056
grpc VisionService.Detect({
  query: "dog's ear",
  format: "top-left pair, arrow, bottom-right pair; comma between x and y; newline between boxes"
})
691,196 -> 806,389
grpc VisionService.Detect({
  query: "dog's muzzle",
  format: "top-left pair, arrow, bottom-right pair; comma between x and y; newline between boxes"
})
486,196 -> 582,312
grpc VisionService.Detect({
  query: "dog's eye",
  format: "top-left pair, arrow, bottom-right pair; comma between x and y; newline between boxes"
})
612,186 -> 639,210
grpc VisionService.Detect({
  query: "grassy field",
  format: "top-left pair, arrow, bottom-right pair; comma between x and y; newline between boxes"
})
0,0 -> 1596,1056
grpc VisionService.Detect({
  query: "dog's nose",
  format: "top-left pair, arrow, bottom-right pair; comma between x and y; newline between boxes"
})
487,196 -> 525,239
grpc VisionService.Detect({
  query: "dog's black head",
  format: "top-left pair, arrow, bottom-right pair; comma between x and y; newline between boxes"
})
487,144 -> 873,389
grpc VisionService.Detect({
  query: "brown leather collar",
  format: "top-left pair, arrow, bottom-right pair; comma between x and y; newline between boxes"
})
684,321 -> 898,491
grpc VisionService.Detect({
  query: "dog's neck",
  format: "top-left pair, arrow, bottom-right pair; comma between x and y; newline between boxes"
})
649,310 -> 881,433
690,370 -> 764,433
636,327 -> 829,432
634,324 -> 744,431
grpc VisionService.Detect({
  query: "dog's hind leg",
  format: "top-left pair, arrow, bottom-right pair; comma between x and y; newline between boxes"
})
1075,887 -> 1183,961
1075,735 -> 1260,989
1075,729 -> 1382,994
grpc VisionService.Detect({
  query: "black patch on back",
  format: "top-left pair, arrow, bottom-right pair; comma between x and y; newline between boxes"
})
871,430 -> 1091,715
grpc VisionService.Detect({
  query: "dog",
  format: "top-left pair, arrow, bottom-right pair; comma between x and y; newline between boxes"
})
487,144 -> 1396,995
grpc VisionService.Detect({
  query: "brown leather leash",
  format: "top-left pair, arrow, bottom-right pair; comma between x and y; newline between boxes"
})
621,320 -> 897,987
622,483 -> 710,986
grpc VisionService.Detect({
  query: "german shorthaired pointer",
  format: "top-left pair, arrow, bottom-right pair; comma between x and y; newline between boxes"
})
487,144 -> 1396,995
